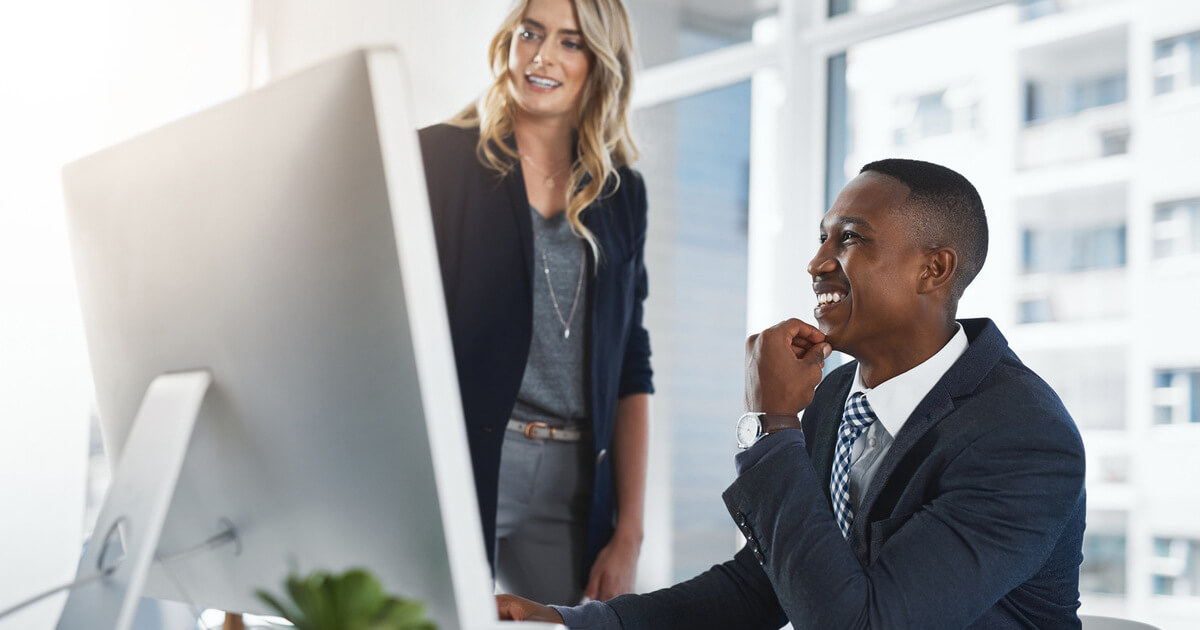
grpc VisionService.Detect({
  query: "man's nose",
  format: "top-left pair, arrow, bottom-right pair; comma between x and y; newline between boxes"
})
807,245 -> 836,278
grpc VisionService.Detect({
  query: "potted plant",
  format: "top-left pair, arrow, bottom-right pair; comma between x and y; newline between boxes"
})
256,568 -> 437,630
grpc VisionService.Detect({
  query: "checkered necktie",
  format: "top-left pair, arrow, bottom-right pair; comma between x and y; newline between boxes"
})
830,392 -> 877,539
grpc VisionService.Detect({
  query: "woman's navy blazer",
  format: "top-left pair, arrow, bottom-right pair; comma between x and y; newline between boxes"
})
418,123 -> 654,575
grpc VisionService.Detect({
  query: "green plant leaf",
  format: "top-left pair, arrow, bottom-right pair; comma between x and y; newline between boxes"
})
258,568 -> 438,630
255,589 -> 305,629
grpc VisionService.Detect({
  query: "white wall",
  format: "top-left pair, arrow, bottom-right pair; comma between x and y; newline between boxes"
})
0,2 -> 250,627
255,0 -> 510,126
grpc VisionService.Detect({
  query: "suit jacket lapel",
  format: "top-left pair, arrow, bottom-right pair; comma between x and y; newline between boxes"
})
807,368 -> 853,505
850,387 -> 956,548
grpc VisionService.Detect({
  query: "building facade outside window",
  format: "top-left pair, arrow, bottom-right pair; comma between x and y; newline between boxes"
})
1152,538 -> 1200,597
1154,198 -> 1200,259
1153,368 -> 1200,425
1154,30 -> 1200,95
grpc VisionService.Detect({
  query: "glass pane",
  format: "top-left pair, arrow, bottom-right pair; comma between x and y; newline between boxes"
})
637,80 -> 752,582
1191,372 -> 1200,423
835,0 -> 1123,19
1081,533 -> 1127,594
628,0 -> 778,67
833,0 -> 1116,19
1192,36 -> 1200,87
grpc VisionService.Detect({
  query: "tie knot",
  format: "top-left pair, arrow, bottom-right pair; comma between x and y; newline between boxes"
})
842,392 -> 877,432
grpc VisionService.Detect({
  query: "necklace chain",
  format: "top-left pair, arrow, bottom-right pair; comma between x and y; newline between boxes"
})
521,154 -> 570,190
539,239 -> 585,339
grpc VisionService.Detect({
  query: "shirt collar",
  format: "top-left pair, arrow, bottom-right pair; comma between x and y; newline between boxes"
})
849,324 -> 969,439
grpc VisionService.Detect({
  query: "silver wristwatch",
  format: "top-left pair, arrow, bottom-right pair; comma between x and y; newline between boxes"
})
736,412 -> 801,449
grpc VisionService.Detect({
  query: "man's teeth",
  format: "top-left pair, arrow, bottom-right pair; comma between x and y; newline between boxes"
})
816,292 -> 846,306
528,76 -> 561,88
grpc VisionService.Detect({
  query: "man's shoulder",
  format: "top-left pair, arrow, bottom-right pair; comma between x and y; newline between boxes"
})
975,349 -> 1077,427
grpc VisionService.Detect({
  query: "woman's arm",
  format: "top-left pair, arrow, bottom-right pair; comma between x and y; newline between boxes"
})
585,392 -> 649,601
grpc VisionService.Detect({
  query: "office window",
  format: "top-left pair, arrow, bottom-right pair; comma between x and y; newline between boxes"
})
1154,198 -> 1200,259
1153,368 -> 1200,425
1021,224 -> 1126,273
1082,510 -> 1126,595
892,87 -> 980,146
1018,298 -> 1054,324
630,0 -> 778,67
1154,31 -> 1200,95
1021,348 -> 1126,430
638,70 -> 752,582
1152,538 -> 1200,597
1080,508 -> 1123,592
1083,534 -> 1128,594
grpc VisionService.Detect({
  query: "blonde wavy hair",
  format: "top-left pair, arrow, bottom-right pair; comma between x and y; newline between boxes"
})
449,0 -> 638,263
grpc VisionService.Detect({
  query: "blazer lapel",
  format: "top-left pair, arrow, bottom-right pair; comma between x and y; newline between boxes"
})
501,136 -> 534,285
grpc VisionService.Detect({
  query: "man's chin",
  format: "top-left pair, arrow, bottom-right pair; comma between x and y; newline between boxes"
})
818,326 -> 848,355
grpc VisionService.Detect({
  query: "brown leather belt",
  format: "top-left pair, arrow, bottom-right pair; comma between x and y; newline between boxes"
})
506,419 -> 584,441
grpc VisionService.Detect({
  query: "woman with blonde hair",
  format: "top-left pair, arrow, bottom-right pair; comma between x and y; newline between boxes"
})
418,0 -> 652,606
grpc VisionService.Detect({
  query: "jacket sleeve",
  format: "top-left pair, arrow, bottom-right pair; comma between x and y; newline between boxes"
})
720,398 -> 1086,629
605,545 -> 786,630
617,170 -> 654,398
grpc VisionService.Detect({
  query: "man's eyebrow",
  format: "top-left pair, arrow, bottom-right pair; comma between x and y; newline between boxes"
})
819,216 -> 875,232
521,18 -> 582,36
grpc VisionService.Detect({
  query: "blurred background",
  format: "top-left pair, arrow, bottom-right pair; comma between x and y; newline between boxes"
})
2,0 -> 1198,628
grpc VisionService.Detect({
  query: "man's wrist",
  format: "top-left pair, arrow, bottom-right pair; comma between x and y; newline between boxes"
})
737,412 -> 801,449
756,412 -> 801,434
610,525 -> 643,547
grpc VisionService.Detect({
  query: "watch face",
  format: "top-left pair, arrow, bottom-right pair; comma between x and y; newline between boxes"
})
736,413 -> 761,449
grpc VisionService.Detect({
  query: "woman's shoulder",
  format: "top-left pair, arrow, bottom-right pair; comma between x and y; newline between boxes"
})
418,122 -> 480,155
418,123 -> 487,185
609,164 -> 647,211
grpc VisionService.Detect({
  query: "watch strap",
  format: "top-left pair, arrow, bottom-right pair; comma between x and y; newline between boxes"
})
757,413 -> 801,434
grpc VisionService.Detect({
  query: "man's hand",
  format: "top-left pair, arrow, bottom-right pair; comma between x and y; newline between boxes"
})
583,532 -> 640,601
496,594 -> 565,623
745,318 -> 831,414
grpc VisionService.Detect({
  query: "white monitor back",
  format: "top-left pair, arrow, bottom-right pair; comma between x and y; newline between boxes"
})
62,48 -> 510,630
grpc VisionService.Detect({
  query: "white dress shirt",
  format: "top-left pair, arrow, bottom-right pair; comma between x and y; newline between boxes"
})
844,324 -> 968,512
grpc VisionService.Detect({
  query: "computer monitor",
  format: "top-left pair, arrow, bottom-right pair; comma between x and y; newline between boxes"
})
60,48 -> 556,630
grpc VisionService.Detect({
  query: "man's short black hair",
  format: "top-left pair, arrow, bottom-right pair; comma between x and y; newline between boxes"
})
859,158 -> 988,300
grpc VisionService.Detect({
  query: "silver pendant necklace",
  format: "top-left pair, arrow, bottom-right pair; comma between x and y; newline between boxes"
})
522,154 -> 570,190
539,239 -> 585,339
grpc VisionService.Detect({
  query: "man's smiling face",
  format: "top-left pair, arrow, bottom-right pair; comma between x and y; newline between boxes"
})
807,171 -> 929,359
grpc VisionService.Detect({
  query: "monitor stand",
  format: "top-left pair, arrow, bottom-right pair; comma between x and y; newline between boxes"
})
57,370 -> 212,630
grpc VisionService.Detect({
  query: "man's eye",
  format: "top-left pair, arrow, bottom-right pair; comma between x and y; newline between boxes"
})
819,235 -> 828,244
841,231 -> 860,242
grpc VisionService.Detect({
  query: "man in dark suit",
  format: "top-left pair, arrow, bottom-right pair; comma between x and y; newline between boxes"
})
499,159 -> 1086,629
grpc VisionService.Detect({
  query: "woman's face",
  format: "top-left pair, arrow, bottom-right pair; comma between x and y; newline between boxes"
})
507,0 -> 592,123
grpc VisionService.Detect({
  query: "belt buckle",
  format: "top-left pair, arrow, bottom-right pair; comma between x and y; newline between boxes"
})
524,421 -> 550,440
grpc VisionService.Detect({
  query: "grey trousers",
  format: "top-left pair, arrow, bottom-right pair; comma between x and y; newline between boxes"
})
494,428 -> 593,606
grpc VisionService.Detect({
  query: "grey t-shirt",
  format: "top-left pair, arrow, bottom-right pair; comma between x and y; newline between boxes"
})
509,207 -> 589,427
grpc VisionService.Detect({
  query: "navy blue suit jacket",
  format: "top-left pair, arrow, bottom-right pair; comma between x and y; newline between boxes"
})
418,123 -> 654,575
606,318 -> 1085,629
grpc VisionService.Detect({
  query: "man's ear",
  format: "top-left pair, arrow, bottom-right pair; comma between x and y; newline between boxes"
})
918,247 -> 957,294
